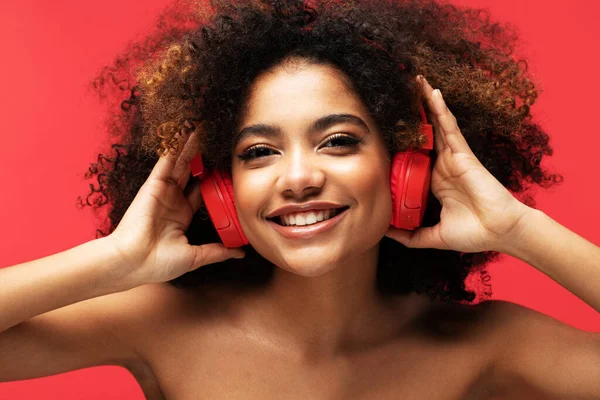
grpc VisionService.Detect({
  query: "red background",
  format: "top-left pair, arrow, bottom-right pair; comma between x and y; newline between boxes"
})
1,0 -> 599,398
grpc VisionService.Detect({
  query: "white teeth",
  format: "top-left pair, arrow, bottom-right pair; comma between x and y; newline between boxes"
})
279,209 -> 341,226
316,212 -> 325,222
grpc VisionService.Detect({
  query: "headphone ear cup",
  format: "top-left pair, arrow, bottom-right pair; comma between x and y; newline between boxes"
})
197,170 -> 249,248
390,151 -> 409,228
389,151 -> 431,230
218,171 -> 249,246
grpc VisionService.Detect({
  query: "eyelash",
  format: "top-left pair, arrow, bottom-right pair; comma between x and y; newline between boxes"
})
236,133 -> 362,161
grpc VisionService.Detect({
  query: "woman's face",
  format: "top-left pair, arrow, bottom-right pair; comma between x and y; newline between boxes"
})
231,61 -> 392,276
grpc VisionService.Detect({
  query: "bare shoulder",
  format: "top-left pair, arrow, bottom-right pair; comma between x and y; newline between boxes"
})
479,298 -> 598,349
121,283 -> 263,399
414,298 -> 507,342
100,283 -> 187,362
121,282 -> 253,357
462,298 -> 597,364
469,299 -> 600,399
116,282 -> 213,346
420,299 -> 594,399
112,282 -> 218,399
442,298 -> 591,338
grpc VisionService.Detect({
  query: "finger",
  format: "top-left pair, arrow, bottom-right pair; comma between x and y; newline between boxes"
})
178,166 -> 192,191
173,128 -> 202,190
384,227 -> 412,246
429,116 -> 448,156
184,176 -> 204,214
191,243 -> 245,270
385,225 -> 447,250
417,76 -> 448,154
430,89 -> 475,157
149,143 -> 179,183
149,122 -> 200,184
407,225 -> 447,249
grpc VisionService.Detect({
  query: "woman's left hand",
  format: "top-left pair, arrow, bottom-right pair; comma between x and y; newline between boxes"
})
385,76 -> 531,253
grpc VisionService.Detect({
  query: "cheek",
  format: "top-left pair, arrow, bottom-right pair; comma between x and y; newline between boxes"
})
364,164 -> 392,210
333,156 -> 391,209
232,170 -> 271,218
356,155 -> 392,222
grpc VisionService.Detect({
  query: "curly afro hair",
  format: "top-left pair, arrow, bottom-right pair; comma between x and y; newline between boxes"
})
78,0 -> 562,305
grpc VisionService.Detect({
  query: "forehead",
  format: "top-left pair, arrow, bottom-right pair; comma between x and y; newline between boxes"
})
239,63 -> 372,125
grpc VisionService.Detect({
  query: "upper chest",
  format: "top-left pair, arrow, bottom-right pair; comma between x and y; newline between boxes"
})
127,289 -> 501,400
135,326 -> 492,400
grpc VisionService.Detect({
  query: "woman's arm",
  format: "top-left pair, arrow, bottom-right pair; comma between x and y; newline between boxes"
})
0,236 -> 133,334
495,207 -> 600,313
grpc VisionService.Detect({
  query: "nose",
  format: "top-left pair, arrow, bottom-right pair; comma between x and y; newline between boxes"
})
275,148 -> 325,199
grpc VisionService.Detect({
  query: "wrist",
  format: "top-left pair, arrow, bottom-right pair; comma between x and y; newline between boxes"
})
92,236 -> 141,293
491,205 -> 543,257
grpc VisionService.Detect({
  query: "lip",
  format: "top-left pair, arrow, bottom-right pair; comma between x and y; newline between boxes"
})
266,201 -> 347,219
267,207 -> 348,239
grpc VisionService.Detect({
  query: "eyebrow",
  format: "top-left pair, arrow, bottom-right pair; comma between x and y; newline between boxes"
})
233,113 -> 370,147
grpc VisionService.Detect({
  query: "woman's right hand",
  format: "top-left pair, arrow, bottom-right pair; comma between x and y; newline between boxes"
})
106,126 -> 245,287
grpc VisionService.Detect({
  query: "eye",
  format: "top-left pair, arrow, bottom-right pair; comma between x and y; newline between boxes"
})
236,145 -> 276,161
321,133 -> 362,149
236,133 -> 362,161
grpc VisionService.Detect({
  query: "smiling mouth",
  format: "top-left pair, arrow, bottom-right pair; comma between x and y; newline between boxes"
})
267,206 -> 349,226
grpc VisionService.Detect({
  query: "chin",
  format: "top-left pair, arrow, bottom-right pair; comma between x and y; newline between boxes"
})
268,249 -> 349,277
277,262 -> 339,278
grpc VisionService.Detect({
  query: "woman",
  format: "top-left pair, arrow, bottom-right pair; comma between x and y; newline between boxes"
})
1,0 -> 599,398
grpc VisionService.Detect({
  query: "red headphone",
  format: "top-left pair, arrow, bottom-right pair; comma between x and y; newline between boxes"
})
189,106 -> 433,248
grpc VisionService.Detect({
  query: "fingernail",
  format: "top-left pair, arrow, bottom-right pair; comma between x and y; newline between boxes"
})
233,252 -> 245,259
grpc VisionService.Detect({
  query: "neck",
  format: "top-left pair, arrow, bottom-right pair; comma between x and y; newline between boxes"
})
249,243 -> 429,362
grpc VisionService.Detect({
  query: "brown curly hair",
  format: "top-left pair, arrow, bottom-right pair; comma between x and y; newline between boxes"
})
78,0 -> 562,304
